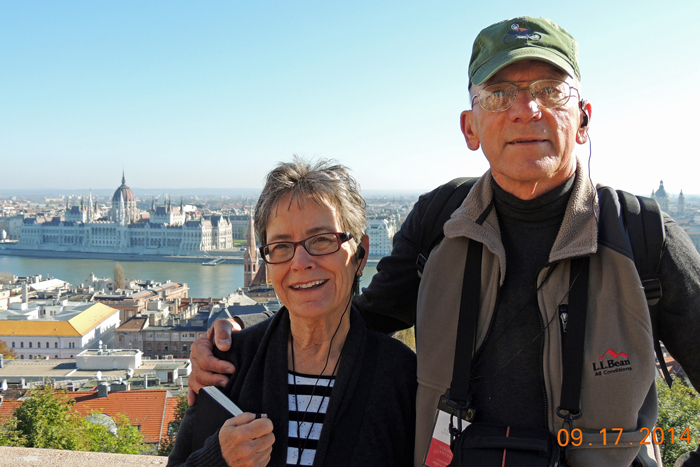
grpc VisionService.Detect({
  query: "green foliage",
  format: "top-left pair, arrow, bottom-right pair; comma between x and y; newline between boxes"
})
13,386 -> 84,450
393,327 -> 416,352
656,378 -> 700,466
0,416 -> 26,446
0,385 -> 146,455
158,395 -> 188,456
82,412 -> 146,454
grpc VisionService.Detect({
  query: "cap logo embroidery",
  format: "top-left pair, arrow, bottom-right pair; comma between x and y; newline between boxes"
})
592,349 -> 633,376
503,22 -> 543,44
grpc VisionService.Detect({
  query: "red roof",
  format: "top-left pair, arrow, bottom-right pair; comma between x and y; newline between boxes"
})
161,395 -> 182,440
0,399 -> 22,421
0,389 -> 180,445
71,389 -> 172,444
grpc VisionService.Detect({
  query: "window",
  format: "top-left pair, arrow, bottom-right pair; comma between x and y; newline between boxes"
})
29,355 -> 32,359
20,342 -> 24,348
147,343 -> 152,351
55,342 -> 58,348
157,343 -> 162,351
20,355 -> 24,359
55,355 -> 58,358
182,344 -> 188,353
28,342 -> 32,348
46,342 -> 49,348
11,342 -> 14,348
37,342 -> 41,348
164,345 -> 168,351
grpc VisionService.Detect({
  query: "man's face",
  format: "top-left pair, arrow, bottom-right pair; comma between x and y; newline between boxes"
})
461,60 -> 588,200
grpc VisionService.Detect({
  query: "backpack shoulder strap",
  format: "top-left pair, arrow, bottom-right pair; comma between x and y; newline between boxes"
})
615,190 -> 665,304
615,190 -> 671,386
416,177 -> 479,276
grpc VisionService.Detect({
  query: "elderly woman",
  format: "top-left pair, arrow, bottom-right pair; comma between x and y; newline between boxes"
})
168,158 -> 416,467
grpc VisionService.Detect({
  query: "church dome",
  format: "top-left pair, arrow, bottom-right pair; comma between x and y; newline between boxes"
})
112,173 -> 136,203
655,180 -> 668,198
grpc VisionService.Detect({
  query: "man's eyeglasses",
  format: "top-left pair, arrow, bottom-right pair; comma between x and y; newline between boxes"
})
471,79 -> 579,112
259,232 -> 353,264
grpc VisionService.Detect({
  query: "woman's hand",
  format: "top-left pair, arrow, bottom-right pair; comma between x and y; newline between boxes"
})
219,412 -> 275,467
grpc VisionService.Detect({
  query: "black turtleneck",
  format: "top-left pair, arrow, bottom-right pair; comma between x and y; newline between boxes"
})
471,175 -> 574,429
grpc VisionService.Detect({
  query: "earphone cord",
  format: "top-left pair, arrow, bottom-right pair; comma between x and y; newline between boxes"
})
585,133 -> 598,225
290,255 -> 362,464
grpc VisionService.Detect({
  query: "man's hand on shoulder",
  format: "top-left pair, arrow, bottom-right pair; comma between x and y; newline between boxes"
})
187,318 -> 241,406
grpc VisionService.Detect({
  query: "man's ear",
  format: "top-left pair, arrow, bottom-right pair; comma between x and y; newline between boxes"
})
576,100 -> 592,144
461,110 -> 481,151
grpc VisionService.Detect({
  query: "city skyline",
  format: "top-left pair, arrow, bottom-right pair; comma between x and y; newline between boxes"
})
3,2 -> 700,195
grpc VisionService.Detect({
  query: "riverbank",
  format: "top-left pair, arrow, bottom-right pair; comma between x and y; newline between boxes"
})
0,246 -> 379,265
0,247 -> 243,264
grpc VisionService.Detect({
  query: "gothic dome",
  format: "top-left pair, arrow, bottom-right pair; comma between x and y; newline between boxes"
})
112,173 -> 135,203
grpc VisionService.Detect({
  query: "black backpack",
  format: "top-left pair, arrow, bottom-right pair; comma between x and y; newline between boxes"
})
414,177 -> 672,387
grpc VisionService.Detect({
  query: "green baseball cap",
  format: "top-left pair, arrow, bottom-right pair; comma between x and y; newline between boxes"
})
469,16 -> 580,86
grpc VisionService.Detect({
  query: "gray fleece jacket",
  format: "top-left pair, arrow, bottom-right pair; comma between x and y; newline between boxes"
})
413,163 -> 700,467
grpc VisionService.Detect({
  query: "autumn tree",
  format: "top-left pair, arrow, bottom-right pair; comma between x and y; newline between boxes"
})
114,262 -> 125,290
0,339 -> 15,359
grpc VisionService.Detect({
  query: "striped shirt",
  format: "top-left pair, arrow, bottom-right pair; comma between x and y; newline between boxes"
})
286,371 -> 335,466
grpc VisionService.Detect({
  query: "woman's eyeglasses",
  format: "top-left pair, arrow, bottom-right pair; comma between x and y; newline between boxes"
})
259,232 -> 353,264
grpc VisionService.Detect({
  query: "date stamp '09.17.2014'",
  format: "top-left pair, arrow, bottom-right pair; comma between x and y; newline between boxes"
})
557,427 -> 693,447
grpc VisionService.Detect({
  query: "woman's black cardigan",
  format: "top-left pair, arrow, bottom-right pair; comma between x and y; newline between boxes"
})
168,307 -> 416,466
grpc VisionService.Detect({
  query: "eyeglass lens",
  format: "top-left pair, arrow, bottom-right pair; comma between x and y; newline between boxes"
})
263,233 -> 345,264
477,80 -> 573,112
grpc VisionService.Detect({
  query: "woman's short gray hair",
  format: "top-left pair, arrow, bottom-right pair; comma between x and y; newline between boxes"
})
254,157 -> 367,250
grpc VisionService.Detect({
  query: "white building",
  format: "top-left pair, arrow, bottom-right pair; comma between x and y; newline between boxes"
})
366,216 -> 399,257
18,173 -> 233,254
0,302 -> 120,359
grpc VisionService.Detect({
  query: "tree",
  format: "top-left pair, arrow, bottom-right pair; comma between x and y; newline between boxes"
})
0,385 -> 147,455
0,339 -> 15,359
82,411 -> 146,454
12,386 -> 84,450
158,395 -> 188,456
656,378 -> 700,466
114,262 -> 125,290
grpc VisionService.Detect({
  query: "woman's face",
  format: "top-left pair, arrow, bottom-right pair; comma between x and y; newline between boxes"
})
265,193 -> 359,323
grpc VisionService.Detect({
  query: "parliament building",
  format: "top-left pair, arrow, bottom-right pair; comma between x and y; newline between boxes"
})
19,174 -> 233,255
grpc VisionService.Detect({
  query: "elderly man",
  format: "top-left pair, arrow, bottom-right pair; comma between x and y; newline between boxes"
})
190,16 -> 700,467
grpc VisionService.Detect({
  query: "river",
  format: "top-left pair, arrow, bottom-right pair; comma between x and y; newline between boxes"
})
0,256 -> 378,298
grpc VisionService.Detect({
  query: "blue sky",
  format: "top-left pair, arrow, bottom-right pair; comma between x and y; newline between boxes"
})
2,1 -> 699,196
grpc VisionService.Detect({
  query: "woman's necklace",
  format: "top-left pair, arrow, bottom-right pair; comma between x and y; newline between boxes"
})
290,332 -> 344,466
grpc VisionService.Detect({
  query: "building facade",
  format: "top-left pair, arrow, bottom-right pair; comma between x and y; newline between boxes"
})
18,173 -> 233,255
0,302 -> 120,359
366,216 -> 399,257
